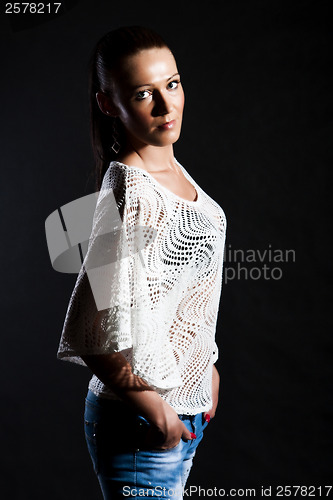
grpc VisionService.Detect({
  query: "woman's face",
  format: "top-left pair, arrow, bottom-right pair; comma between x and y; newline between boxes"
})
110,47 -> 185,150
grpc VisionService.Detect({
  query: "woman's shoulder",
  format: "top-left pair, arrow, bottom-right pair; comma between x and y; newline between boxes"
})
101,160 -> 158,212
103,159 -> 142,184
104,159 -> 156,191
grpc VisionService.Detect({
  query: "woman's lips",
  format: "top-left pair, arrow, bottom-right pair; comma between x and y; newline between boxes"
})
157,119 -> 176,130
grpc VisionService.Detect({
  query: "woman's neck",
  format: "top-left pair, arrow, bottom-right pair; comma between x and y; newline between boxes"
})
117,143 -> 178,174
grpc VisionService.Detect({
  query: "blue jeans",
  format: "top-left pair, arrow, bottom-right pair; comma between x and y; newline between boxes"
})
84,390 -> 209,499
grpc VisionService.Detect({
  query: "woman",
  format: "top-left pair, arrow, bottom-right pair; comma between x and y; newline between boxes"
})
57,26 -> 227,499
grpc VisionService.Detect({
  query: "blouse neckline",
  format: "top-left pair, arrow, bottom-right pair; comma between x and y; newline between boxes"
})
111,158 -> 201,206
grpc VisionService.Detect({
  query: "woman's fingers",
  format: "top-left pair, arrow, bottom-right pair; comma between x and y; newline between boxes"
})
182,422 -> 196,441
143,419 -> 195,449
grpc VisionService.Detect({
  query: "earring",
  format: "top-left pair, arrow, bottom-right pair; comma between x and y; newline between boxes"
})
111,119 -> 121,154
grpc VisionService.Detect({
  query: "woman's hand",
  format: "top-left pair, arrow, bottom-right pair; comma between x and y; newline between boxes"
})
203,364 -> 220,421
144,401 -> 193,450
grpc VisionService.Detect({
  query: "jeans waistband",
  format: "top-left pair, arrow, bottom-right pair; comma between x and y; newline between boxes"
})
85,390 -> 197,421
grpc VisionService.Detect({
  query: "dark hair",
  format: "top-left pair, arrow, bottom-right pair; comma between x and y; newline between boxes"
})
88,26 -> 169,191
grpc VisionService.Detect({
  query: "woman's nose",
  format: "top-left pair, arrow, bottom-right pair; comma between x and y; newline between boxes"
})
152,90 -> 172,116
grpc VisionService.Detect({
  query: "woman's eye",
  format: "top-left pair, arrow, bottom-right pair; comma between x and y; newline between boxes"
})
168,80 -> 180,90
136,90 -> 150,100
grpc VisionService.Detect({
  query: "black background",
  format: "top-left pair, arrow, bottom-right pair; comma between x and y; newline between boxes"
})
0,0 -> 332,498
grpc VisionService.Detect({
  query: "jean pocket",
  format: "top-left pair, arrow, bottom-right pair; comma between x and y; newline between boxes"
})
150,437 -> 183,453
135,417 -> 183,453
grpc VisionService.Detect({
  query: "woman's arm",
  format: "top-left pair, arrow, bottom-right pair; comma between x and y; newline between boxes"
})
81,352 -> 193,449
204,364 -> 220,420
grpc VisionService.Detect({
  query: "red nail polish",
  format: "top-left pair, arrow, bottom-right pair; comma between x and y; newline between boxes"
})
205,414 -> 211,423
190,432 -> 197,439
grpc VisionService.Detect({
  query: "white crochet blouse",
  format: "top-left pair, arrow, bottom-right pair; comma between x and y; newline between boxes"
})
57,159 -> 227,415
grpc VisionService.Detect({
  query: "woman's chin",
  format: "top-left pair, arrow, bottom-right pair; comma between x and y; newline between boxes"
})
151,129 -> 182,147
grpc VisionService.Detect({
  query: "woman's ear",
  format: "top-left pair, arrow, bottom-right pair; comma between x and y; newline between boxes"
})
96,91 -> 118,117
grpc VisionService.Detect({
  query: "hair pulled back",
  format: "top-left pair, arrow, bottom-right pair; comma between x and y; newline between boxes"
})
89,26 -> 169,191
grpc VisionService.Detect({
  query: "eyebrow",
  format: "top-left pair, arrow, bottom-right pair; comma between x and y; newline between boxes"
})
131,73 -> 180,91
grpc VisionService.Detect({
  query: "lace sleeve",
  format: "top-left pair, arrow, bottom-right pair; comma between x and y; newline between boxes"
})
57,166 -> 151,365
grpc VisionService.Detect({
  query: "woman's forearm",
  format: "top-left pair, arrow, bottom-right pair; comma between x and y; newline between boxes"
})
80,351 -> 188,445
211,364 -> 220,417
204,364 -> 220,419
